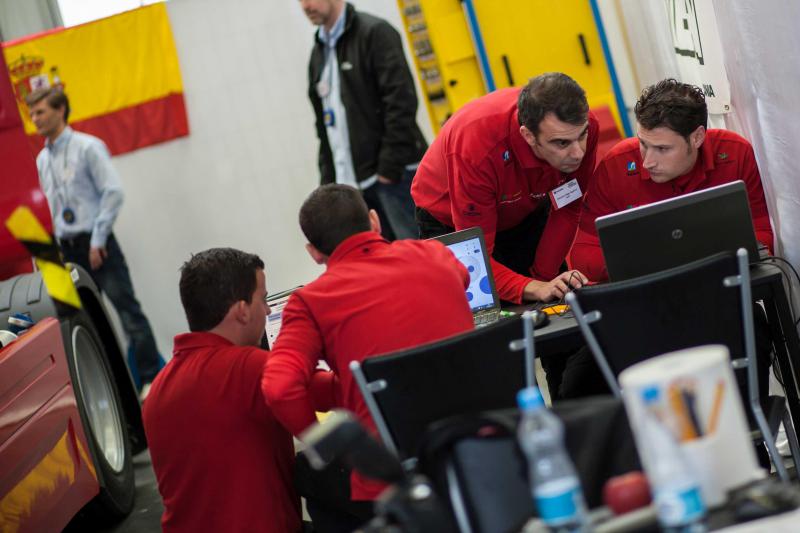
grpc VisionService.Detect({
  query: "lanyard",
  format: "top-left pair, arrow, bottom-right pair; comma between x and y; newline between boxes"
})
317,42 -> 336,101
45,135 -> 74,211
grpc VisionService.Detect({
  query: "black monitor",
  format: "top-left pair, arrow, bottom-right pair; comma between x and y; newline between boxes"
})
596,180 -> 760,282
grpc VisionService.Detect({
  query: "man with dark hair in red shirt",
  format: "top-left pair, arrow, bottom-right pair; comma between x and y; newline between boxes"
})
412,72 -> 594,305
571,79 -> 774,280
144,248 -> 334,533
263,184 -> 474,532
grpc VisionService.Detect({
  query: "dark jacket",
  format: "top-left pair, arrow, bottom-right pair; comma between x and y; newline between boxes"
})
308,3 -> 428,184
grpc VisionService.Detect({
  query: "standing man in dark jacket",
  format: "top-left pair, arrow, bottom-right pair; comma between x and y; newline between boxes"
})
301,0 -> 427,240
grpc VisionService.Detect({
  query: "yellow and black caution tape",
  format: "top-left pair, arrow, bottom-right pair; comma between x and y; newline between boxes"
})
5,206 -> 82,310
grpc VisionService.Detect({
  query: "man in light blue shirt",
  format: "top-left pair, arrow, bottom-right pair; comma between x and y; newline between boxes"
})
27,87 -> 162,393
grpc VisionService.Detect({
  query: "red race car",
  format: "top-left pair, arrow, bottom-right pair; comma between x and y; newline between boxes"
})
0,53 -> 144,532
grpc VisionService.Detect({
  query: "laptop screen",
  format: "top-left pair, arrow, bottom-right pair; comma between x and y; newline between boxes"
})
432,227 -> 500,313
264,287 -> 301,349
596,180 -> 759,282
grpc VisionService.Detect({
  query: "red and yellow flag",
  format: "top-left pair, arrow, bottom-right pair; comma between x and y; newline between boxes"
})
2,3 -> 188,156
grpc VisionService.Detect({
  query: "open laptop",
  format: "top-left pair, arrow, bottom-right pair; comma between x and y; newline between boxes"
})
596,180 -> 761,282
264,286 -> 302,349
432,226 -> 502,326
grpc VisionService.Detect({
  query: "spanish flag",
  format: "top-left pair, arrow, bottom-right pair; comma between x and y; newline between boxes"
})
2,3 -> 188,156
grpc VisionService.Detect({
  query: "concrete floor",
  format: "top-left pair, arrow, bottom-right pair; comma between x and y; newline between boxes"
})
64,450 -> 164,532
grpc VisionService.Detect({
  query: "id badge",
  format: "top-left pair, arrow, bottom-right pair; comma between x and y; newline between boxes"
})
548,178 -> 582,209
62,207 -> 76,224
323,108 -> 335,127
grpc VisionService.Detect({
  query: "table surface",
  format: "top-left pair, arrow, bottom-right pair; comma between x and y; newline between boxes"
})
505,260 -> 792,345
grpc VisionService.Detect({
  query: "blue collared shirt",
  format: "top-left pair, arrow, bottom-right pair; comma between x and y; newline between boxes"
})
316,9 -> 377,190
36,126 -> 124,248
318,6 -> 346,47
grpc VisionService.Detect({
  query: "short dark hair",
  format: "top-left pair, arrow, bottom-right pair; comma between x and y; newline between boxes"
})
179,248 -> 265,332
25,87 -> 70,122
634,79 -> 707,138
299,184 -> 371,256
518,72 -> 589,134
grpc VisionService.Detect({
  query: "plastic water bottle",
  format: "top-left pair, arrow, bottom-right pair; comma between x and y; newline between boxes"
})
517,387 -> 590,532
641,386 -> 706,533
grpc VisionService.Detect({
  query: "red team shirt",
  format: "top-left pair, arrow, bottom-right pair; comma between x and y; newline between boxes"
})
263,232 -> 474,500
143,333 -> 301,533
570,129 -> 774,282
411,87 -> 599,303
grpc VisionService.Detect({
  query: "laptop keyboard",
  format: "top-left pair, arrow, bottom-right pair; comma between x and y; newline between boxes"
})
474,310 -> 501,326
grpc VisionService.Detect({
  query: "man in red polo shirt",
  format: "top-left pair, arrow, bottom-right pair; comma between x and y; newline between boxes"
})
144,248 -> 335,533
571,79 -> 774,281
263,184 -> 474,532
412,72 -> 595,304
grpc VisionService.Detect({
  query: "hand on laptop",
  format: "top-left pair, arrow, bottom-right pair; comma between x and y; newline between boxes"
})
523,270 -> 588,302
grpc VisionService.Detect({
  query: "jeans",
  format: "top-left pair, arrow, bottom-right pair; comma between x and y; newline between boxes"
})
60,233 -> 162,383
362,167 -> 418,241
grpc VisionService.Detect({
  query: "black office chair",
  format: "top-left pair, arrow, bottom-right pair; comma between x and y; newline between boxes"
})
350,313 -> 538,469
566,248 -> 799,481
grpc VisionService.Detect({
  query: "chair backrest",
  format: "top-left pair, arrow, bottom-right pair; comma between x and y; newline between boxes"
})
567,248 -> 792,481
352,315 -> 527,463
568,251 -> 750,390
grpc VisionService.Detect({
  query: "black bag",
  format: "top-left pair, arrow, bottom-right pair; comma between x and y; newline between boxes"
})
416,397 -> 641,533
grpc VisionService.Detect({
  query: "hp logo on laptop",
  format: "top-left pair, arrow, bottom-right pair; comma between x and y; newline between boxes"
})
671,228 -> 684,240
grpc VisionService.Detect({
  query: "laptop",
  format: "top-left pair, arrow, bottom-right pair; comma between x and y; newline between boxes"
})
432,226 -> 502,326
264,286 -> 302,349
596,180 -> 761,282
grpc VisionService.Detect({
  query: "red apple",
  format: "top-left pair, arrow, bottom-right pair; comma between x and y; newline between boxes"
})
603,471 -> 652,515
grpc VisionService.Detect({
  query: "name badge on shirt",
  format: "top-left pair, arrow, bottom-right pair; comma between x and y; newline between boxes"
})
548,178 -> 582,210
62,207 -> 76,224
323,108 -> 336,127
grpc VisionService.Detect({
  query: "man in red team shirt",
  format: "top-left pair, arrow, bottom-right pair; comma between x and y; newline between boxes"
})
412,72 -> 593,304
570,79 -> 775,418
144,248 -> 335,533
571,79 -> 774,280
263,184 -> 474,532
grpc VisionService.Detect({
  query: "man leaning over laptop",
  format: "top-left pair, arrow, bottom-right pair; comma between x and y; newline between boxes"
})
262,184 -> 474,532
570,78 -> 774,282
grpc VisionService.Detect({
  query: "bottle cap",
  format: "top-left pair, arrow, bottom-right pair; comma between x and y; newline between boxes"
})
642,385 -> 660,405
516,387 -> 544,410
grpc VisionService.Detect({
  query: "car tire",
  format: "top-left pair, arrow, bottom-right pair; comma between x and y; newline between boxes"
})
63,310 -> 136,522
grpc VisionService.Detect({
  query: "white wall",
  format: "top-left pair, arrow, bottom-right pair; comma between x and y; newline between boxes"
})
713,1 -> 800,303
108,0 -> 432,356
0,0 -> 61,41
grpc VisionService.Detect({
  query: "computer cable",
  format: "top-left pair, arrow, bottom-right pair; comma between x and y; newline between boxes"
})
757,255 -> 800,327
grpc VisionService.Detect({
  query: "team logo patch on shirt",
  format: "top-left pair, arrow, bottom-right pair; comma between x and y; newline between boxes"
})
718,152 -> 728,160
627,161 -> 636,172
499,191 -> 522,205
502,150 -> 511,164
462,203 -> 481,217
